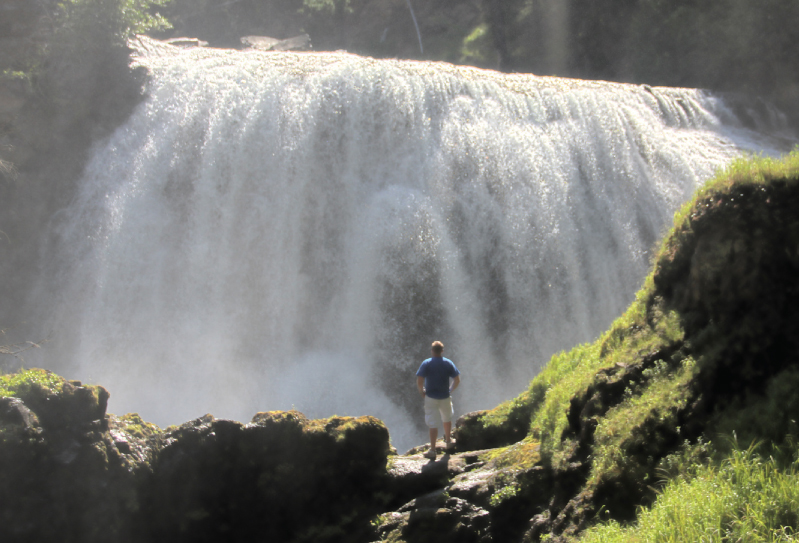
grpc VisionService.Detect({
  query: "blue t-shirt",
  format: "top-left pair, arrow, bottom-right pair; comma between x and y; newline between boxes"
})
416,357 -> 460,399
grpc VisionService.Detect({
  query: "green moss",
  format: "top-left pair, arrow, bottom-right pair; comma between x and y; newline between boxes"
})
455,389 -> 538,450
489,481 -> 520,508
482,391 -> 534,428
589,356 -> 696,486
117,413 -> 161,439
653,150 -> 799,287
0,369 -> 65,398
480,439 -> 541,471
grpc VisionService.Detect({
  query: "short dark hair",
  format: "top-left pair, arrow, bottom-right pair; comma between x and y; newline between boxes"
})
431,341 -> 444,354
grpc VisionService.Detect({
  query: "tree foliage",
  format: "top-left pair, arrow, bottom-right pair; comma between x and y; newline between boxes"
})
491,0 -> 799,119
54,0 -> 172,43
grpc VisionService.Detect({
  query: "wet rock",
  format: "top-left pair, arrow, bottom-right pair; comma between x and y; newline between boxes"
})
447,464 -> 495,504
0,396 -> 40,431
165,37 -> 209,48
107,413 -> 161,470
375,489 -> 492,543
240,33 -> 312,51
387,448 -> 481,506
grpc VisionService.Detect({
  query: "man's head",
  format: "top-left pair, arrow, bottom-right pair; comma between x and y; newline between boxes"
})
431,341 -> 444,356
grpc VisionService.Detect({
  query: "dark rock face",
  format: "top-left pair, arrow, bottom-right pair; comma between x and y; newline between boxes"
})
0,375 -> 146,543
377,489 -> 492,543
0,370 -> 549,543
455,409 -> 528,451
453,391 -> 536,452
655,181 -> 799,399
0,371 -> 395,543
139,411 -> 392,543
374,442 -> 549,543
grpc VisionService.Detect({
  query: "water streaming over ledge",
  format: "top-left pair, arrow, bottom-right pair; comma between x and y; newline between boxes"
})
26,37 -> 793,450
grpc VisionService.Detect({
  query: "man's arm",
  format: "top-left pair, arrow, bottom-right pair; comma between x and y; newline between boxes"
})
450,375 -> 460,394
417,376 -> 426,397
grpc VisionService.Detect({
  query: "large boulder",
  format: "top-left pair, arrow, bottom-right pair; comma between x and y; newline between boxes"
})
0,370 -> 395,543
138,410 -> 392,542
0,370 -> 150,543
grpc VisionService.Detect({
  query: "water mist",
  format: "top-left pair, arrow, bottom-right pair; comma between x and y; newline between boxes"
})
25,38 -> 792,451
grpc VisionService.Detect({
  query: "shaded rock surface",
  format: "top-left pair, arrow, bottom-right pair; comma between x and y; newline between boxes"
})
0,370 -> 399,543
0,373 -> 147,543
0,369 -> 547,543
140,410 -> 392,542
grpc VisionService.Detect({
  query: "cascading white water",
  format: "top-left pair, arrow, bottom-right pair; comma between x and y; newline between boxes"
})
27,37 -> 791,451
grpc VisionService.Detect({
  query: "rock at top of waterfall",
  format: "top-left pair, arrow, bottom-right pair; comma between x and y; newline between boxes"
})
240,33 -> 312,51
164,37 -> 209,48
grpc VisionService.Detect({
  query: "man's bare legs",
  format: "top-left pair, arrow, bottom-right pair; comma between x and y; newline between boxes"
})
444,421 -> 452,448
424,427 -> 438,459
426,422 -> 453,459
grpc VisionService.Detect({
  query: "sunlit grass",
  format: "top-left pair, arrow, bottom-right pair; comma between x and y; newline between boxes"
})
526,293 -> 685,463
581,444 -> 799,542
589,357 -> 696,487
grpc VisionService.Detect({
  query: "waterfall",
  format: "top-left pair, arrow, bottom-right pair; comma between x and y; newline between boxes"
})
27,37 -> 792,451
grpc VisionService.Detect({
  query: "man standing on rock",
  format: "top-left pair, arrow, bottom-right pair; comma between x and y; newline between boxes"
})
416,340 -> 460,459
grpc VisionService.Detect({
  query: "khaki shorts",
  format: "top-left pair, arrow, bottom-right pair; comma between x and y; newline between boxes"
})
424,396 -> 454,428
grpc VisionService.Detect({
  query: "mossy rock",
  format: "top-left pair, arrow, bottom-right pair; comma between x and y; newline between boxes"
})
653,167 -> 799,403
0,369 -> 146,543
0,368 -> 109,429
454,391 -> 535,452
140,411 -> 392,542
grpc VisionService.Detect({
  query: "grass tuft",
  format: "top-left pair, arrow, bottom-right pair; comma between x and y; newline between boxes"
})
581,442 -> 799,542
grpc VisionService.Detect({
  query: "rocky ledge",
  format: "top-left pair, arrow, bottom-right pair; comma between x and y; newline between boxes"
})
0,368 -> 540,543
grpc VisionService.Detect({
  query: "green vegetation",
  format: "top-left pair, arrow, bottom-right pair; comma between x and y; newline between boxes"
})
487,0 -> 799,120
0,0 -> 175,192
460,23 -> 491,66
53,0 -> 172,43
581,444 -> 799,542
116,412 -> 161,439
453,150 -> 799,538
2,0 -> 172,88
0,368 -> 66,398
